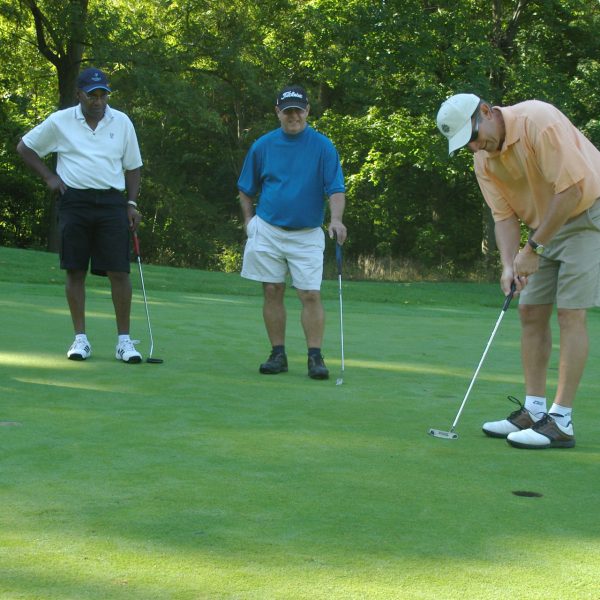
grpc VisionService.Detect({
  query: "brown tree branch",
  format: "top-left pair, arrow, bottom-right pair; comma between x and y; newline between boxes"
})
23,0 -> 61,66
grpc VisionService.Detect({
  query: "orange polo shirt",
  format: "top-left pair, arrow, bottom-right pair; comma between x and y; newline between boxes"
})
474,100 -> 600,227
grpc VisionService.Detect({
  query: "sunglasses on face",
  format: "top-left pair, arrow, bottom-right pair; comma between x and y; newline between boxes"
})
469,105 -> 482,143
80,90 -> 109,102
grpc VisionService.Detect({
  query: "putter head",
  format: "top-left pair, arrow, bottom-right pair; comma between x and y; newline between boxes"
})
428,428 -> 458,440
146,357 -> 164,364
336,377 -> 343,386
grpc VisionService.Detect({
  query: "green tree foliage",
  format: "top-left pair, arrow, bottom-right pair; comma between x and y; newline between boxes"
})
2,0 -> 600,274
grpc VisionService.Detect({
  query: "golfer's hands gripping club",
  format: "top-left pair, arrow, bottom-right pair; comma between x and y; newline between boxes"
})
128,205 -> 142,232
329,222 -> 347,245
501,267 -> 527,296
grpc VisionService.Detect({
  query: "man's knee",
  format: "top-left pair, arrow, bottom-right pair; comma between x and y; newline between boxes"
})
66,269 -> 86,284
107,271 -> 132,290
263,282 -> 285,299
297,289 -> 321,305
519,303 -> 553,326
557,308 -> 587,329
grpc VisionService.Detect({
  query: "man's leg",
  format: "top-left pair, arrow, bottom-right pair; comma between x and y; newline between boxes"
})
554,308 -> 588,408
108,271 -> 142,363
296,289 -> 325,348
107,271 -> 132,335
482,302 -> 552,437
258,282 -> 288,374
520,303 -> 554,398
297,289 -> 328,379
506,304 -> 580,449
263,282 -> 287,346
65,269 -> 87,333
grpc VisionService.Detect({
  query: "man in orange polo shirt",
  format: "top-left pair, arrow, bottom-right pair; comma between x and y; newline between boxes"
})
436,94 -> 600,449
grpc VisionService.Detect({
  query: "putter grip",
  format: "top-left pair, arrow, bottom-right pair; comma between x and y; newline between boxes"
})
335,243 -> 343,274
502,281 -> 517,311
133,232 -> 140,257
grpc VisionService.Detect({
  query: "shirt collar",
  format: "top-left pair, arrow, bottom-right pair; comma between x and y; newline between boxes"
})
497,106 -> 519,151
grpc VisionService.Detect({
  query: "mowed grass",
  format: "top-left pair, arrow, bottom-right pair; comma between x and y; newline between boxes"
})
1,246 -> 599,600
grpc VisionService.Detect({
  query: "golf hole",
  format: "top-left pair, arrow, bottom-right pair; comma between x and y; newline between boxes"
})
512,490 -> 543,498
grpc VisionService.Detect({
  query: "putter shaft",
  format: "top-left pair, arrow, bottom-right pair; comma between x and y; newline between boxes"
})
133,233 -> 159,361
430,283 -> 516,438
335,240 -> 345,384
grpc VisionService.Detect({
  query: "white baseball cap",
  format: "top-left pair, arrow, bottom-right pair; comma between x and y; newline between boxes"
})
436,93 -> 481,156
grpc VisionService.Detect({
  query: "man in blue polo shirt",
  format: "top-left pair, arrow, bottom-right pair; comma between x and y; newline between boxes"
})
17,67 -> 144,364
238,85 -> 347,379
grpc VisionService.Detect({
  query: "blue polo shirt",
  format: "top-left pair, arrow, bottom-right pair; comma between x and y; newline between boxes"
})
237,125 -> 345,228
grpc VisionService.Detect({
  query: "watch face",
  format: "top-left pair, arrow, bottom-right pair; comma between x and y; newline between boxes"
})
535,245 -> 545,255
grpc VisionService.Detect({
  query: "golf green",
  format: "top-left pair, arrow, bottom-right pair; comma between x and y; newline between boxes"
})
1,246 -> 599,599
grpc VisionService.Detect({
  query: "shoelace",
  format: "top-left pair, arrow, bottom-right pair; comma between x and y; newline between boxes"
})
505,395 -> 531,419
71,339 -> 90,349
120,339 -> 140,351
534,412 -> 573,431
531,413 -> 554,430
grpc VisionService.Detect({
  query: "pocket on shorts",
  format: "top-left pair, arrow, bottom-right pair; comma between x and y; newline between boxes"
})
587,201 -> 600,232
246,215 -> 258,237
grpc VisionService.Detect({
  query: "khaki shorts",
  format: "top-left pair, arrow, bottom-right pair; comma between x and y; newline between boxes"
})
520,200 -> 600,308
241,216 -> 325,290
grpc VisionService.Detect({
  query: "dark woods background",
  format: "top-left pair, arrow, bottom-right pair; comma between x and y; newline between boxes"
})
2,0 -> 600,278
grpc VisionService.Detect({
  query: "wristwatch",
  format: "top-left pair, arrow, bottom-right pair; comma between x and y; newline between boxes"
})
527,237 -> 545,255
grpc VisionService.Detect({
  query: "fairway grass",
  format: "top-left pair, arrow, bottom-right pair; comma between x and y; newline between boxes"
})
1,247 -> 599,599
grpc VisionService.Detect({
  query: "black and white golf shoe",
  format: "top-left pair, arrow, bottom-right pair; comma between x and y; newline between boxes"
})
116,339 -> 142,364
67,338 -> 92,361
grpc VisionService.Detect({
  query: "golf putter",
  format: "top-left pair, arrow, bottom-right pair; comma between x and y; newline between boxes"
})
428,282 -> 516,440
133,232 -> 164,364
335,235 -> 345,385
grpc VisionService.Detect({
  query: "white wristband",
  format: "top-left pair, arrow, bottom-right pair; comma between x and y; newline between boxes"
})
127,200 -> 138,208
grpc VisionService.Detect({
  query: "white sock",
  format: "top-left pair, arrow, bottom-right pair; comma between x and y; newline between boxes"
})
75,333 -> 88,342
549,403 -> 573,432
524,395 -> 547,420
118,334 -> 131,343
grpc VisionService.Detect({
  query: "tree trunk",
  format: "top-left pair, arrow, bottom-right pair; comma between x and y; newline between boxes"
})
25,0 -> 88,251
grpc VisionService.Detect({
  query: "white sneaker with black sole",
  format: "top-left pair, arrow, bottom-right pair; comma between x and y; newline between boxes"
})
67,338 -> 92,361
116,339 -> 142,363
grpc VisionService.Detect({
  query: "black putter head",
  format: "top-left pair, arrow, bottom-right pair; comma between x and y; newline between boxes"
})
146,357 -> 164,364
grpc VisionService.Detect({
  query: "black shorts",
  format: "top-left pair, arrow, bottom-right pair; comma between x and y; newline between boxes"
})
58,187 -> 130,276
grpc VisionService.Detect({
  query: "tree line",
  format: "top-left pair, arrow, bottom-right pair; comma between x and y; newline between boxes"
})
1,0 -> 599,276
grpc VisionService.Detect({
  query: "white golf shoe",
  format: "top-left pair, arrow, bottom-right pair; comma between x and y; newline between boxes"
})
482,396 -> 539,438
116,339 -> 142,364
67,338 -> 92,361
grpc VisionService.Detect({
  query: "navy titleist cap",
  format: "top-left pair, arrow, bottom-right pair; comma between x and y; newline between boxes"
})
77,68 -> 111,94
276,85 -> 309,110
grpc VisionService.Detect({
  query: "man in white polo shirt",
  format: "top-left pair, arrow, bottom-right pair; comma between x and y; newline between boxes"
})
17,67 -> 144,364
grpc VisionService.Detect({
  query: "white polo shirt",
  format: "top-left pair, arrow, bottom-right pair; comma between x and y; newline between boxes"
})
22,104 -> 143,191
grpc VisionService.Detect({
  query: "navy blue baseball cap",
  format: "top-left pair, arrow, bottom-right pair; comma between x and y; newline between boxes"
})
276,85 -> 309,110
77,68 -> 111,93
